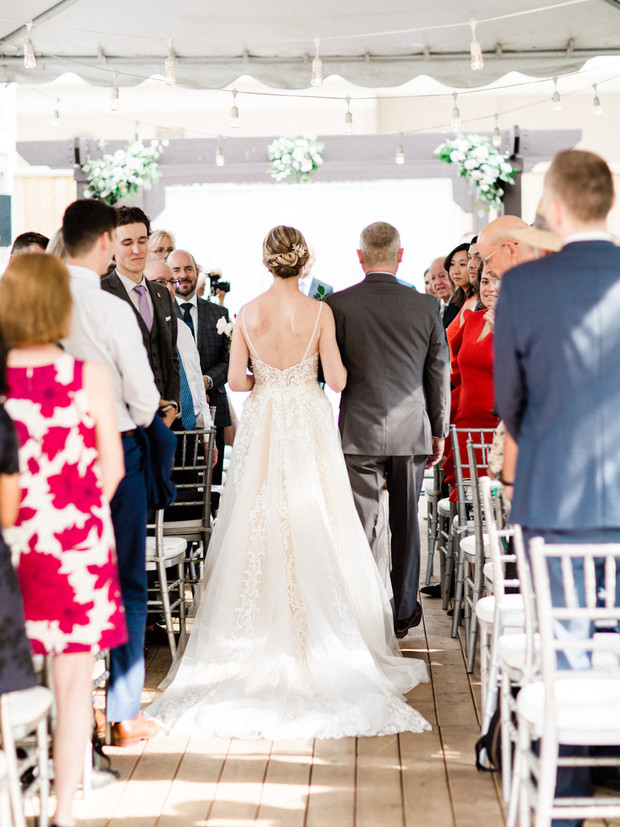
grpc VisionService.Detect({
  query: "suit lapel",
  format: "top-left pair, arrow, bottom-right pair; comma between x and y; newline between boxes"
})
110,269 -> 149,334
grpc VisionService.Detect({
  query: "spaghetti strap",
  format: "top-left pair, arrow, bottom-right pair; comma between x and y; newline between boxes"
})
302,301 -> 323,362
240,305 -> 261,361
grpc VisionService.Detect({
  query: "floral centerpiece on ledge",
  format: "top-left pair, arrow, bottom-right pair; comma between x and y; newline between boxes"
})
434,134 -> 515,212
267,136 -> 325,184
82,138 -> 168,206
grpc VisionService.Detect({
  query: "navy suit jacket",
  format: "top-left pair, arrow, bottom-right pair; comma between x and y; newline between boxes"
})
175,297 -> 231,428
101,270 -> 180,406
494,240 -> 620,530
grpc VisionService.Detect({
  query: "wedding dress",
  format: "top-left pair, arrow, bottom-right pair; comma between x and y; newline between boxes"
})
146,305 -> 430,740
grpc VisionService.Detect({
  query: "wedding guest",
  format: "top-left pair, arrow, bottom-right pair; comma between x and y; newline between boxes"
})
298,247 -> 333,298
46,228 -> 67,260
0,253 -> 127,827
467,235 -> 483,297
213,280 -> 231,307
428,256 -> 456,325
10,231 -> 49,258
148,229 -> 175,261
61,199 -> 161,747
423,268 -> 436,297
444,242 -> 477,359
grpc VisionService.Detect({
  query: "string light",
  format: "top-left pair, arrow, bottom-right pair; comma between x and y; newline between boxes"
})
451,92 -> 461,131
164,39 -> 175,86
492,113 -> 502,148
215,138 -> 225,167
230,89 -> 239,128
311,36 -> 323,87
110,71 -> 120,111
469,19 -> 484,71
592,83 -> 602,115
344,96 -> 353,133
395,133 -> 405,165
24,20 -> 36,70
551,76 -> 562,112
52,98 -> 60,127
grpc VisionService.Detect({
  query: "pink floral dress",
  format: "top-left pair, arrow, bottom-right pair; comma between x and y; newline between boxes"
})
5,353 -> 127,655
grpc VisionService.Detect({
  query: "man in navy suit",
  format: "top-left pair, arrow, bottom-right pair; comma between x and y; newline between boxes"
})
494,149 -> 620,826
169,249 -> 230,505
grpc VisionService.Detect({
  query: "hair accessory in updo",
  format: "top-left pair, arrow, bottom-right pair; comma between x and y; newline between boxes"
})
263,225 -> 310,279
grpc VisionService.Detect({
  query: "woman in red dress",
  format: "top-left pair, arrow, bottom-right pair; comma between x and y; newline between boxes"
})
0,254 -> 126,827
442,270 -> 500,496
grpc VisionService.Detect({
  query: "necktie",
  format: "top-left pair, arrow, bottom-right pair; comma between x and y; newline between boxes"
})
133,284 -> 153,331
178,350 -> 196,430
181,302 -> 195,339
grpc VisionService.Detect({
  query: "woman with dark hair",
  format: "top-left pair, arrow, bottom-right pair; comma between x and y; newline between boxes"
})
147,225 -> 430,741
445,242 -> 478,359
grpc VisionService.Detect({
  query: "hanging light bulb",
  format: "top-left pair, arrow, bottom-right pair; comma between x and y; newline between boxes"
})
24,21 -> 36,70
230,89 -> 240,128
344,96 -> 353,133
110,72 -> 120,112
215,138 -> 225,167
311,35 -> 323,87
469,19 -> 484,71
164,39 -> 175,86
395,133 -> 405,165
451,92 -> 461,131
52,99 -> 60,127
592,83 -> 602,115
492,113 -> 502,148
551,77 -> 562,113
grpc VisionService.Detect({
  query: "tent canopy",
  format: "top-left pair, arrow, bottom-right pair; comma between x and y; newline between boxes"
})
1,0 -> 620,89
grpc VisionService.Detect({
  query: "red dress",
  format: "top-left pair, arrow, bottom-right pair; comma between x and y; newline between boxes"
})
443,310 -> 498,499
5,353 -> 127,655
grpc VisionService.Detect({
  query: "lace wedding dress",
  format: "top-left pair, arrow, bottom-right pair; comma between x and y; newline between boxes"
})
146,305 -> 430,740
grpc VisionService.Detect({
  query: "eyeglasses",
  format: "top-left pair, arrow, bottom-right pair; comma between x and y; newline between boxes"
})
154,278 -> 179,287
481,242 -> 518,267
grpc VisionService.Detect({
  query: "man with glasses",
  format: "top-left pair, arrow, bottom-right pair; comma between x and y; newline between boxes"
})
169,249 -> 231,508
477,215 -> 533,281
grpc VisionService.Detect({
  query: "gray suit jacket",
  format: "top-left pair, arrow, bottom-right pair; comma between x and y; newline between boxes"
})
495,239 -> 620,530
326,272 -> 450,456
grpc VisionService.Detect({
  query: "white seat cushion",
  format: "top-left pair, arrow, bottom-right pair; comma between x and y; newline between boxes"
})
483,560 -> 494,585
145,536 -> 187,565
517,678 -> 620,743
475,593 -> 524,629
497,632 -> 541,673
460,533 -> 490,560
438,497 -> 451,517
3,686 -> 53,738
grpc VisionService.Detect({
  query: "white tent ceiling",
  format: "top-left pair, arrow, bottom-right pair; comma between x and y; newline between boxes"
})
1,0 -> 620,90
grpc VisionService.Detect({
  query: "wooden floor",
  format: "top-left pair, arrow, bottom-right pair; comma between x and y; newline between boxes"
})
31,508 -> 618,827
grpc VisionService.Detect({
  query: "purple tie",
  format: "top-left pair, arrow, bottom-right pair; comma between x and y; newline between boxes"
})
133,284 -> 153,331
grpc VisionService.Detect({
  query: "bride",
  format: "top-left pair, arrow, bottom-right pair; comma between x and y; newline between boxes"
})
146,226 -> 430,740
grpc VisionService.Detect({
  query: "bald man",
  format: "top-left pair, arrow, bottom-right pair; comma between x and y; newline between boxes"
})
477,215 -> 534,280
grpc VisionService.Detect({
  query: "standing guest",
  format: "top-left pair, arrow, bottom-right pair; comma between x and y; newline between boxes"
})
428,256 -> 456,325
169,249 -> 230,508
298,247 -> 333,298
102,206 -> 180,426
9,231 -> 49,258
495,150 -> 620,825
326,222 -> 450,638
0,254 -> 127,827
212,280 -> 231,307
0,330 -> 37,699
444,242 -> 477,358
467,235 -> 483,297
423,268 -> 436,297
148,229 -> 175,261
61,199 -> 161,747
46,229 -> 67,260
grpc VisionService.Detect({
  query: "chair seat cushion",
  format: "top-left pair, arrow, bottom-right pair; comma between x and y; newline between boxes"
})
460,533 -> 490,559
3,686 -> 53,738
483,560 -> 494,586
498,632 -> 540,673
438,497 -> 451,517
475,593 -> 524,628
145,536 -> 187,565
517,678 -> 620,743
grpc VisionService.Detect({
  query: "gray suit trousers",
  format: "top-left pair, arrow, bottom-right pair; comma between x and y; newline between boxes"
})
345,454 -> 426,627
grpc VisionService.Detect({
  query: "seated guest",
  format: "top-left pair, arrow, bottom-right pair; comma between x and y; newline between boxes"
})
148,229 -> 175,261
0,254 -> 127,827
10,231 -> 50,258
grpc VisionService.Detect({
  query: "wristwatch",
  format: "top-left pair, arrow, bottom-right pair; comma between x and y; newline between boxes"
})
205,375 -> 213,390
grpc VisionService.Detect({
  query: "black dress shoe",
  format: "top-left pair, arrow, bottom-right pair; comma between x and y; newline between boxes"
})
395,602 -> 422,638
420,583 -> 442,598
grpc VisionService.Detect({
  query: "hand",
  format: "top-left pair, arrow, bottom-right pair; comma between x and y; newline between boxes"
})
212,445 -> 219,468
163,407 -> 176,428
426,437 -> 445,469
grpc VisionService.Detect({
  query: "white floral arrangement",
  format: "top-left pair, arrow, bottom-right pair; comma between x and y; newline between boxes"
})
434,134 -> 515,212
82,138 -> 168,206
267,135 -> 325,184
216,317 -> 234,339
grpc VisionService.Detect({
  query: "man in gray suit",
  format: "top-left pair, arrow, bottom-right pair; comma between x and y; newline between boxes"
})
326,222 -> 450,638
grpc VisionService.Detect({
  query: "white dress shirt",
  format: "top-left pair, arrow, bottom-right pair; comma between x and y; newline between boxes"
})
63,265 -> 160,432
116,270 -> 155,319
176,318 -> 212,429
562,231 -> 613,245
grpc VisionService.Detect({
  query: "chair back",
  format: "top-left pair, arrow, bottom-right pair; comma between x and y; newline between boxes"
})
164,426 -> 216,546
451,425 -> 496,526
529,538 -> 620,686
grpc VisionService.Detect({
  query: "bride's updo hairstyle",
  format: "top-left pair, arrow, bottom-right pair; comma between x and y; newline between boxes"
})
263,225 -> 310,279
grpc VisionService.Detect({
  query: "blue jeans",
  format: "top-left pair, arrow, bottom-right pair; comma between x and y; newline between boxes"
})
107,433 -> 148,722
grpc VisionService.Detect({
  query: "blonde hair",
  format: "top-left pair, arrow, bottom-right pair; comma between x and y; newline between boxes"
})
262,226 -> 309,279
148,229 -> 175,253
46,228 -> 67,260
0,254 -> 72,346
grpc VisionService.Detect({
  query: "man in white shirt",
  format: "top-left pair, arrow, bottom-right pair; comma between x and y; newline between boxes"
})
62,199 -> 161,747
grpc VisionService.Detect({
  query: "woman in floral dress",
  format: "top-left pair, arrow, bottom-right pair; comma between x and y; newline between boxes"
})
0,254 -> 126,827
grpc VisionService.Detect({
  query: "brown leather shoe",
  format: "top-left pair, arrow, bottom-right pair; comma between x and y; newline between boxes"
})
111,711 -> 160,747
94,706 -> 107,740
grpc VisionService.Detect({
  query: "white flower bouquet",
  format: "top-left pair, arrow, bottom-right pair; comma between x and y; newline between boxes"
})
216,317 -> 234,339
267,136 -> 325,184
434,134 -> 515,212
82,138 -> 168,206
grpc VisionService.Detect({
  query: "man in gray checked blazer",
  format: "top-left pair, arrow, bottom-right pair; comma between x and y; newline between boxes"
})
326,222 -> 450,638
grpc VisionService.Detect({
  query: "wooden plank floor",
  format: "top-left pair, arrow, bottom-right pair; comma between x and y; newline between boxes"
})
31,506 -> 619,826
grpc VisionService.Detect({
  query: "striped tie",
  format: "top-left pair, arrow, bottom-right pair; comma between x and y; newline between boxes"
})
178,350 -> 196,430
